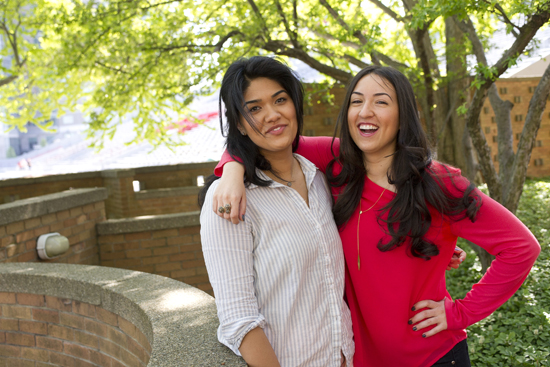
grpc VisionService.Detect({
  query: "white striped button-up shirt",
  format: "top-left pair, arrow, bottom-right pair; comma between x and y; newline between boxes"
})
200,154 -> 354,367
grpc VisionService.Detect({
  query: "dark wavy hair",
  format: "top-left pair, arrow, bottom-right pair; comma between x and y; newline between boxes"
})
327,65 -> 481,260
198,56 -> 304,208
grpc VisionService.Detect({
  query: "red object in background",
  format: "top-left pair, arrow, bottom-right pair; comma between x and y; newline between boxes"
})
169,111 -> 219,133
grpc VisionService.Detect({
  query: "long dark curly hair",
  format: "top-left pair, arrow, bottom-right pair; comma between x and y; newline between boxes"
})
327,65 -> 481,260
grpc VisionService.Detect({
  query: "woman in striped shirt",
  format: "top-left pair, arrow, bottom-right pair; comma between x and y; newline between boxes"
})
198,56 -> 355,367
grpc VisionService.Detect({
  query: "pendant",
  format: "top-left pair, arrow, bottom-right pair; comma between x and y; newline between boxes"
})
287,182 -> 292,187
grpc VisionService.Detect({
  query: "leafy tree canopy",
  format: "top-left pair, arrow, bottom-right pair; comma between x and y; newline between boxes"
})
0,0 -> 548,150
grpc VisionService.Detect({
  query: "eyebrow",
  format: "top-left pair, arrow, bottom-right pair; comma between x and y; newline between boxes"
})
352,91 -> 394,101
244,89 -> 288,105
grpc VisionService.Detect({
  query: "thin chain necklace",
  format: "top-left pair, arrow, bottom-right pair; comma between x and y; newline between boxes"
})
270,157 -> 297,187
357,187 -> 387,270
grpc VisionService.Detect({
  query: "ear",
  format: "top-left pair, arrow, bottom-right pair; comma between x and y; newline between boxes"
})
238,126 -> 247,136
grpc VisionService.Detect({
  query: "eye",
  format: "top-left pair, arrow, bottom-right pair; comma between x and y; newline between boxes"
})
351,99 -> 362,104
248,105 -> 260,113
376,100 -> 388,105
275,97 -> 287,104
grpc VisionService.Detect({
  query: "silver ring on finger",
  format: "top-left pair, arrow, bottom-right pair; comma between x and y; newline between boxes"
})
224,204 -> 231,214
218,206 -> 226,214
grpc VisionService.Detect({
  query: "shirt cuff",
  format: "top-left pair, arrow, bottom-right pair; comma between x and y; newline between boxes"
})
218,314 -> 267,356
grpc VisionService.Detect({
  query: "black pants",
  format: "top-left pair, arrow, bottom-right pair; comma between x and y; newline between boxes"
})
432,339 -> 471,366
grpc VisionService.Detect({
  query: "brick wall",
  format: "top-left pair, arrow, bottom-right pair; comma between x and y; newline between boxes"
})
97,212 -> 211,295
0,189 -> 107,265
134,162 -> 216,189
1,162 -> 217,219
0,292 -> 151,367
131,187 -> 202,217
302,84 -> 346,138
480,77 -> 550,177
0,173 -> 103,204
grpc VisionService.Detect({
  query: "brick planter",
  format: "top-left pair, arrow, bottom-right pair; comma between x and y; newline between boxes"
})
0,293 -> 150,367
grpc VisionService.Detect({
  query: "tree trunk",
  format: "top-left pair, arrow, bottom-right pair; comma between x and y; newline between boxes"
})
441,17 -> 477,179
444,17 -> 492,269
487,84 -> 514,194
468,242 -> 495,273
504,61 -> 550,213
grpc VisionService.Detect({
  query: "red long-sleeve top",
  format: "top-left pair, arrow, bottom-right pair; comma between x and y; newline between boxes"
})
215,136 -> 540,367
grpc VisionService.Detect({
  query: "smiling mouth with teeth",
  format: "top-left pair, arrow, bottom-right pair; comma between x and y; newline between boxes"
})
359,124 -> 379,133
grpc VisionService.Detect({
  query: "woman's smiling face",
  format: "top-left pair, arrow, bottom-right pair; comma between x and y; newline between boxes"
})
347,73 -> 400,161
240,77 -> 298,157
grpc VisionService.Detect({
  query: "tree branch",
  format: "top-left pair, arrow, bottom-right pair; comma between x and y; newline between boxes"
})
0,74 -> 17,87
263,40 -> 352,83
274,0 -> 299,48
487,84 -> 514,186
368,0 -> 405,22
492,10 -> 550,82
412,25 -> 437,146
453,15 -> 488,66
311,29 -> 408,70
482,1 -> 520,37
213,30 -> 244,52
372,51 -> 409,70
94,61 -> 130,75
246,0 -> 269,36
293,0 -> 298,31
465,88 -> 502,201
463,4 -> 550,201
314,47 -> 370,69
310,29 -> 362,49
318,0 -> 369,45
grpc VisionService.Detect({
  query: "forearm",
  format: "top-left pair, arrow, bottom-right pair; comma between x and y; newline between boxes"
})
239,327 -> 281,367
222,161 -> 245,178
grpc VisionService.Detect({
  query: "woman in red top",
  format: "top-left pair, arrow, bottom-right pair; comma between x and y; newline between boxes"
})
214,65 -> 540,366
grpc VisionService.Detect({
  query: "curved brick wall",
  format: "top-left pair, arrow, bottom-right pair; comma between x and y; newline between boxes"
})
0,293 -> 151,367
0,263 -> 246,367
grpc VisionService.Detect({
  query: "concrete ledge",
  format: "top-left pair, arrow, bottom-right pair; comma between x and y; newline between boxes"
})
0,188 -> 108,226
0,171 -> 101,187
135,186 -> 201,200
0,263 -> 246,367
101,169 -> 136,178
97,211 -> 200,235
134,161 -> 217,174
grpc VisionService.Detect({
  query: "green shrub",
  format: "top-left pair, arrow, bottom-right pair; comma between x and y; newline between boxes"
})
446,178 -> 550,366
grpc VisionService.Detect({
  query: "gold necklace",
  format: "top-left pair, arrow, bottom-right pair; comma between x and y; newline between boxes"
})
357,187 -> 386,270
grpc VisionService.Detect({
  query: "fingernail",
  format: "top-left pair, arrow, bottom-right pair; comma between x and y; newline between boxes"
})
422,334 -> 426,338
242,214 -> 245,221
413,326 -> 417,331
411,306 -> 416,311
408,320 -> 412,325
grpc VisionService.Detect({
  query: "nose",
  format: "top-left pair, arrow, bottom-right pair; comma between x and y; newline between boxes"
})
358,102 -> 374,118
264,105 -> 281,123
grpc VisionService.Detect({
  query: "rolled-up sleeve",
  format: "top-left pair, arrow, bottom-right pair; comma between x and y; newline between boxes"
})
200,181 -> 266,355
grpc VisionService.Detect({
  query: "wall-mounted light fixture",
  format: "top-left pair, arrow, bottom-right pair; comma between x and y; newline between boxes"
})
37,233 -> 70,260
